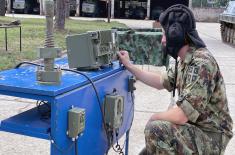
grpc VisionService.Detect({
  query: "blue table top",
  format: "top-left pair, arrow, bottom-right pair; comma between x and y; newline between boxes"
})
0,57 -> 124,97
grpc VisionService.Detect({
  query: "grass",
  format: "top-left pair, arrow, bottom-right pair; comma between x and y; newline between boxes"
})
0,16 -> 127,70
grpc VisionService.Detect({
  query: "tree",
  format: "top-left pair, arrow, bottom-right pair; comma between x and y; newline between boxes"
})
0,0 -> 6,16
6,0 -> 11,13
65,0 -> 70,18
76,0 -> 80,16
54,0 -> 66,30
39,0 -> 44,15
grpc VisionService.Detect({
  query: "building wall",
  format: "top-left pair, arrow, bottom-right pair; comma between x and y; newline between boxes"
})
192,7 -> 224,22
150,0 -> 188,20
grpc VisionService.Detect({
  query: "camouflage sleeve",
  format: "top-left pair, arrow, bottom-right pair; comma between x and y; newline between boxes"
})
176,59 -> 217,123
162,66 -> 175,92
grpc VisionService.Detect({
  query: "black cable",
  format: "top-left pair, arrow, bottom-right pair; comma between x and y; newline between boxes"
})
36,100 -> 51,121
114,131 -> 124,155
16,61 -> 136,154
15,61 -> 43,68
130,92 -> 135,127
36,105 -> 74,154
111,131 -> 123,154
75,138 -> 78,155
36,100 -> 65,152
112,143 -> 124,155
58,68 -> 110,143
111,92 -> 135,154
173,60 -> 178,97
15,61 -> 110,148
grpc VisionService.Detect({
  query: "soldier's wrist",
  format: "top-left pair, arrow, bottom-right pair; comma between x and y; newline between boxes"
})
125,61 -> 133,69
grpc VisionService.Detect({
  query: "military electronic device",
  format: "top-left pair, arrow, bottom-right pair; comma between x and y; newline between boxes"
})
103,94 -> 124,130
66,29 -> 118,70
68,108 -> 85,139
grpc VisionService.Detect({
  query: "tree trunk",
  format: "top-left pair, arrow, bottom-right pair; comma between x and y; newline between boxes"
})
40,0 -> 44,15
65,0 -> 70,18
54,0 -> 66,30
0,0 -> 6,16
75,0 -> 80,16
107,0 -> 111,23
6,0 -> 11,13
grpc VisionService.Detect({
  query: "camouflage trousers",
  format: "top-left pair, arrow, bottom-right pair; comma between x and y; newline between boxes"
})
142,120 -> 230,155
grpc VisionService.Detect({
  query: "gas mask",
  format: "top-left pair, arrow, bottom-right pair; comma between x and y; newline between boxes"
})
159,4 -> 207,97
165,22 -> 186,59
159,4 -> 206,59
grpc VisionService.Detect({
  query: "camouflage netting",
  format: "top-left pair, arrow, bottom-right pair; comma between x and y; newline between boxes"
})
114,28 -> 169,67
113,27 -> 162,32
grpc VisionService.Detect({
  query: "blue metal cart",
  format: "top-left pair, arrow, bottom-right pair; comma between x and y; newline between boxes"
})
0,57 -> 134,155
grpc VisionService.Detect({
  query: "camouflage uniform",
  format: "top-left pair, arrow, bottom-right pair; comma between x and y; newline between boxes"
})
144,47 -> 233,155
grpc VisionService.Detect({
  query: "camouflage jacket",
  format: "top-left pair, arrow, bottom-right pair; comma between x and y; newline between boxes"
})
162,47 -> 233,138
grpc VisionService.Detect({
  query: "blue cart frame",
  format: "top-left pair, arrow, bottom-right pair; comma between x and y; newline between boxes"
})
0,58 -> 134,155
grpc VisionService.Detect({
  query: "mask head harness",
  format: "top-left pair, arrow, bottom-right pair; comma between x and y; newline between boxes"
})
159,4 -> 206,59
159,5 -> 206,98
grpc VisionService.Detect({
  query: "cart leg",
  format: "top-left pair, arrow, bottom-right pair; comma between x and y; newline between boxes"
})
125,130 -> 130,155
20,26 -> 22,51
5,28 -> 7,51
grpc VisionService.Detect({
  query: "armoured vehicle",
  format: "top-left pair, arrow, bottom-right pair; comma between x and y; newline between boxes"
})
81,0 -> 97,17
69,0 -> 76,16
219,1 -> 235,45
13,0 -> 39,14
66,30 -> 117,70
124,1 -> 147,19
151,6 -> 164,20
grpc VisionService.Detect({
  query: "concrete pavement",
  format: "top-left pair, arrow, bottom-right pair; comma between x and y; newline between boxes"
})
117,21 -> 235,155
0,16 -> 234,155
118,21 -> 235,155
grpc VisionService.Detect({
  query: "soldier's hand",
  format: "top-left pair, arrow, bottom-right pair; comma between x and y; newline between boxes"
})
117,50 -> 131,68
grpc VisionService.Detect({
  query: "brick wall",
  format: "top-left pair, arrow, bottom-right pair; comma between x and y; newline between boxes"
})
192,7 -> 224,22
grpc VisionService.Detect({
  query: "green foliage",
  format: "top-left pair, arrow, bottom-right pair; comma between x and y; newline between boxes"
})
0,17 -> 127,70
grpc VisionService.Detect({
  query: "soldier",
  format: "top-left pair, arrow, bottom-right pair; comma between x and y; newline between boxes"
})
118,4 -> 233,155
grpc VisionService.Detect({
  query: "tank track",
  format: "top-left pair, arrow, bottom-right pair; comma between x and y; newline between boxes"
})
221,22 -> 235,46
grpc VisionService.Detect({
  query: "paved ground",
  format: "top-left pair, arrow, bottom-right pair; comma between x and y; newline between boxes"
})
0,15 -> 235,155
